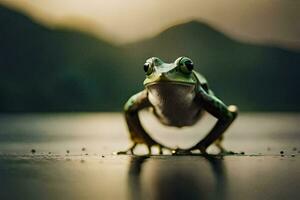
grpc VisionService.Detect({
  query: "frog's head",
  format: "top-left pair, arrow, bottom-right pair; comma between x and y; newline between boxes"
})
143,57 -> 197,87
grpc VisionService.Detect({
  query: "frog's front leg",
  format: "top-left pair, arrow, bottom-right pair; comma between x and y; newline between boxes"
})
190,88 -> 238,154
118,90 -> 169,155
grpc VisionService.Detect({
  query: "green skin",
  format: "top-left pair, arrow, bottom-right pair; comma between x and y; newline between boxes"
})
119,57 -> 238,155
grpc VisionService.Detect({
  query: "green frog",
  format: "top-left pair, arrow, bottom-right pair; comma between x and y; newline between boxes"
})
119,57 -> 238,155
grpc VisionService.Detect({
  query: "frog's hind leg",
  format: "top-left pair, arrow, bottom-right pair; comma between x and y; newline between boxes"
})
118,90 -> 171,155
214,135 -> 226,153
214,105 -> 238,154
191,87 -> 238,154
215,134 -> 238,155
117,143 -> 137,155
208,105 -> 238,154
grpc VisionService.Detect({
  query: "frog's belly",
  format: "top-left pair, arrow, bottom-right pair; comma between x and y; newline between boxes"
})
147,83 -> 202,127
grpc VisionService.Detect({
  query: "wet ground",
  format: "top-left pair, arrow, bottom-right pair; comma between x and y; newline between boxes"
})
0,112 -> 299,200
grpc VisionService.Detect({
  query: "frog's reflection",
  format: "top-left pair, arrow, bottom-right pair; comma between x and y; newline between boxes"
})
127,155 -> 227,200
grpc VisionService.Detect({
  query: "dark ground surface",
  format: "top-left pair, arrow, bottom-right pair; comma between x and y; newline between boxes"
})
0,113 -> 299,200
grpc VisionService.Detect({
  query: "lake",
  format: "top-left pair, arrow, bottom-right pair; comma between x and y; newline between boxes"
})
0,112 -> 299,200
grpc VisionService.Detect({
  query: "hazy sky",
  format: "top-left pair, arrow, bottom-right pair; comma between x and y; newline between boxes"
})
0,0 -> 299,49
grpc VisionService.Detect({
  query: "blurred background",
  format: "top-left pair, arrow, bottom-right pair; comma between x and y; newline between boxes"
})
0,3 -> 300,199
0,0 -> 299,112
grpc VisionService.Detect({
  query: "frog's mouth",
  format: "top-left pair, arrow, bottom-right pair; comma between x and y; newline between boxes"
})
145,81 -> 196,97
145,81 -> 195,87
144,72 -> 197,86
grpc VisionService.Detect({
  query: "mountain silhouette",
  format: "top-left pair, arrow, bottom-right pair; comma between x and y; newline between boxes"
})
0,5 -> 135,111
124,21 -> 300,111
0,5 -> 299,112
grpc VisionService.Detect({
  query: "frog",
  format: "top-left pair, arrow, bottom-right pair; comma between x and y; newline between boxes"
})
118,57 -> 238,155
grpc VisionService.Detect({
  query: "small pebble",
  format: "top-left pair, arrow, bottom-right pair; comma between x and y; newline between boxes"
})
281,154 -> 284,157
66,150 -> 70,154
280,151 -> 284,154
292,147 -> 297,151
31,149 -> 36,154
48,152 -> 51,154
81,147 -> 86,151
85,153 -> 88,156
291,154 -> 295,157
240,152 -> 245,155
101,155 -> 105,158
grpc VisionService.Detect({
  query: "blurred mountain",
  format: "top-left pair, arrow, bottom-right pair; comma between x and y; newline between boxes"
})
124,21 -> 300,111
0,5 -> 300,112
0,5 -> 136,111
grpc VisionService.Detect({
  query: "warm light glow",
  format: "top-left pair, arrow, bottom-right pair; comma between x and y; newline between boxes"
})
0,0 -> 299,48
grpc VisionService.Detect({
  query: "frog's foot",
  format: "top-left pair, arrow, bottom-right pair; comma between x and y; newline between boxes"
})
215,142 -> 227,154
217,149 -> 239,156
170,145 -> 206,155
188,144 -> 208,155
117,143 -> 137,155
117,142 -> 171,155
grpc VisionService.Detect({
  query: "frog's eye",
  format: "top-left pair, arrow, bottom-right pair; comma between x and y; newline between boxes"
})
143,63 -> 153,75
179,60 -> 194,74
